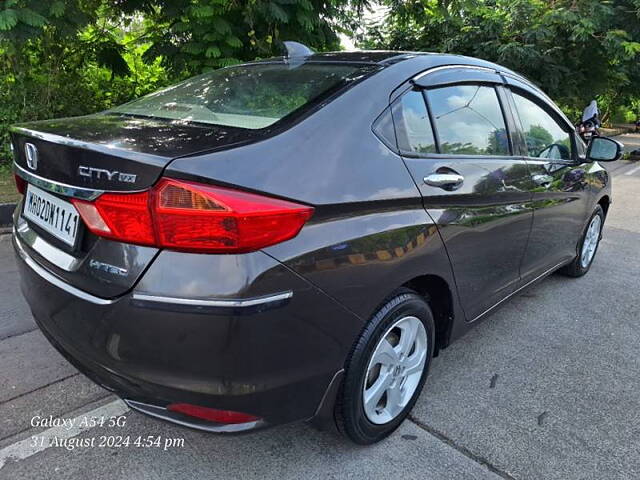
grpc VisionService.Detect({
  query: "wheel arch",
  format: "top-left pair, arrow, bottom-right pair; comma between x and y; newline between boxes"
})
403,274 -> 455,356
597,194 -> 610,218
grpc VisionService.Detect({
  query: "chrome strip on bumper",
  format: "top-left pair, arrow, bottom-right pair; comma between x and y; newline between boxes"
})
130,291 -> 294,314
131,291 -> 293,308
14,230 -> 293,311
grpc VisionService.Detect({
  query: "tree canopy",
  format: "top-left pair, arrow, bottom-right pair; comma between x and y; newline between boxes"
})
1,0 -> 639,168
360,0 -> 640,121
0,0 -> 362,163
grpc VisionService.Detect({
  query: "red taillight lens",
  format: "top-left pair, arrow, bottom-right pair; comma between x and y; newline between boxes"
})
167,403 -> 260,424
153,179 -> 314,252
14,174 -> 26,195
72,178 -> 313,253
74,191 -> 155,245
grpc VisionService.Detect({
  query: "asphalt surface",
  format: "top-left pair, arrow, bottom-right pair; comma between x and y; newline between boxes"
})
1,135 -> 639,479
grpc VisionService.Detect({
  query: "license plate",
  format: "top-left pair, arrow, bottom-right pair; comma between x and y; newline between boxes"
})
23,184 -> 80,247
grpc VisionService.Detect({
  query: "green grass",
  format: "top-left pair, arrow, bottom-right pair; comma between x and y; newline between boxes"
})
0,163 -> 20,204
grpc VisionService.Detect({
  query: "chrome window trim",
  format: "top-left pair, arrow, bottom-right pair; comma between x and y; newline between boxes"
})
412,64 -> 497,82
14,162 -> 103,200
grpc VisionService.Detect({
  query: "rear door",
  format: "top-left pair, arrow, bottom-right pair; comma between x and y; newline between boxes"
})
394,68 -> 533,321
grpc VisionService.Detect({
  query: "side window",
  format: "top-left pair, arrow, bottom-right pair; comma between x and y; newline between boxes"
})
426,85 -> 510,156
372,106 -> 397,151
392,90 -> 437,154
511,92 -> 572,160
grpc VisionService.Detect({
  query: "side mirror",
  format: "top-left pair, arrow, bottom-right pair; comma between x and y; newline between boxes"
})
586,136 -> 624,162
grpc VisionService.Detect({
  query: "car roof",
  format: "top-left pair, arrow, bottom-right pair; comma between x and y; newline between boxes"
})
298,51 -> 534,88
251,50 -> 420,65
255,50 -> 528,82
290,50 -> 427,65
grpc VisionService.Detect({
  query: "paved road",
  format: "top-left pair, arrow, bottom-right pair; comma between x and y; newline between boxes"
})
0,141 -> 639,479
617,131 -> 640,153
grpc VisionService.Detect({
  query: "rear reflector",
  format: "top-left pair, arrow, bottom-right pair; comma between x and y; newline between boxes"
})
14,174 -> 26,195
167,403 -> 260,424
72,178 -> 313,253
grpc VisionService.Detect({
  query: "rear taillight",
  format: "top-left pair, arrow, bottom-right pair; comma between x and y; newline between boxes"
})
72,178 -> 313,253
73,191 -> 154,244
14,174 -> 26,195
167,403 -> 260,424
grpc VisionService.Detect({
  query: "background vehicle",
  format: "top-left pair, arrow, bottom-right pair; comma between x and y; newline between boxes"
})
577,100 -> 601,142
10,47 -> 621,444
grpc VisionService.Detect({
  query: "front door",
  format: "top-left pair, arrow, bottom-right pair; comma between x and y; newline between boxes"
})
504,86 -> 591,281
392,76 -> 533,321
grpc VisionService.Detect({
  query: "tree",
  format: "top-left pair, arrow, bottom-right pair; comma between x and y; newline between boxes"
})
110,0 -> 361,74
0,1 -> 159,162
0,0 -> 365,165
0,1 -> 129,73
360,0 -> 640,121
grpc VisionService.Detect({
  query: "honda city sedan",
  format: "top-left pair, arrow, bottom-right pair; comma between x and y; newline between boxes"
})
10,45 -> 621,444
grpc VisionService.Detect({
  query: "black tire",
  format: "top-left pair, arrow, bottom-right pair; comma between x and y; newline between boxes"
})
335,290 -> 435,444
560,205 -> 604,277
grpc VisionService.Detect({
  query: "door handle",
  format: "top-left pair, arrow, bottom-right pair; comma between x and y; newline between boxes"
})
423,173 -> 464,189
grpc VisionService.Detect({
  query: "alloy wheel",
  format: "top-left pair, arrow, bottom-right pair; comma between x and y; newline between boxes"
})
362,315 -> 428,425
580,215 -> 602,268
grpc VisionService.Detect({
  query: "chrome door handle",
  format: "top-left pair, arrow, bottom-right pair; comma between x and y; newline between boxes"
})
423,173 -> 464,189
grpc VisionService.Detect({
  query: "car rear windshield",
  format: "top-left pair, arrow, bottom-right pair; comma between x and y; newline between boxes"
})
109,62 -> 375,129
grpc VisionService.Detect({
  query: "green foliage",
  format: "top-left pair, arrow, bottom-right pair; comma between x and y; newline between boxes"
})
361,0 -> 640,122
121,0 -> 351,74
2,0 -> 640,173
0,1 -> 95,42
0,0 -> 363,167
0,2 -> 169,164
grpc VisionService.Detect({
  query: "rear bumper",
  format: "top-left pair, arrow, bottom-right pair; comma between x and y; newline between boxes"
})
13,231 -> 361,431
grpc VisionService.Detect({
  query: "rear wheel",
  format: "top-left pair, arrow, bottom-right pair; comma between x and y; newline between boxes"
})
560,205 -> 604,277
335,291 -> 434,444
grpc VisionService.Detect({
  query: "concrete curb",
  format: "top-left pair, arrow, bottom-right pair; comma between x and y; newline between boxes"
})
0,203 -> 16,228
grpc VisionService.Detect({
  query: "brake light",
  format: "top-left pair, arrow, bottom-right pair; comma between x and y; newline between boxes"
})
14,174 -> 26,195
72,178 -> 313,253
167,403 -> 260,424
73,191 -> 154,244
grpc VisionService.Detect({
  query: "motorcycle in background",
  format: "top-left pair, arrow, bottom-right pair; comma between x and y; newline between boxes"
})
577,100 -> 601,142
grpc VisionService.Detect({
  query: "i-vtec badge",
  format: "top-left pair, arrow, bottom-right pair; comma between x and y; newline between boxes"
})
78,166 -> 137,184
89,259 -> 128,277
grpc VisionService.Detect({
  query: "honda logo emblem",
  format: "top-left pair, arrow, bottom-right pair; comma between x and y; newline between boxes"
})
25,143 -> 38,171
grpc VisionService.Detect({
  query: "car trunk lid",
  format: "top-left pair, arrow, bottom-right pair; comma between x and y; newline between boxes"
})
10,114 -> 265,298
10,113 -> 266,191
